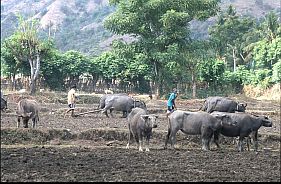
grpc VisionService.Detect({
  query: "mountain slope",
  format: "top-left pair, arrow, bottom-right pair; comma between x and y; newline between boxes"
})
1,0 -> 280,55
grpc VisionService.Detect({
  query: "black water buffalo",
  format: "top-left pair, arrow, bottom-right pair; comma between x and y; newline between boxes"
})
126,107 -> 158,151
101,95 -> 146,118
16,99 -> 40,128
164,110 -> 234,151
1,97 -> 7,111
211,111 -> 273,152
200,96 -> 247,113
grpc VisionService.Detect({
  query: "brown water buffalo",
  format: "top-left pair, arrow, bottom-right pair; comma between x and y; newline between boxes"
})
16,99 -> 40,128
126,107 -> 158,151
211,112 -> 272,152
200,96 -> 247,113
164,110 -> 234,151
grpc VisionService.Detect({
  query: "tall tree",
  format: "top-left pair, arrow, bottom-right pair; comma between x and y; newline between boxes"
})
3,14 -> 53,95
242,11 -> 281,70
209,5 -> 254,72
40,50 -> 66,91
104,0 -> 220,97
63,50 -> 91,88
180,41 -> 215,98
1,44 -> 18,90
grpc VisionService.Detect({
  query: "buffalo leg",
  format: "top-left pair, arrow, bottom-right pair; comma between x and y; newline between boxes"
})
145,135 -> 150,152
105,111 -> 109,118
109,109 -> 114,118
122,111 -> 127,118
17,117 -> 21,128
201,138 -> 210,151
238,137 -> 245,152
170,134 -> 177,149
135,137 -> 139,148
164,127 -> 171,149
32,118 -> 36,128
133,133 -> 141,151
252,131 -> 258,152
136,135 -> 143,152
245,136 -> 251,151
139,134 -> 144,152
165,118 -> 177,149
23,120 -> 28,128
164,128 -> 178,149
126,132 -> 133,149
201,127 -> 213,151
102,110 -> 109,118
213,131 -> 221,149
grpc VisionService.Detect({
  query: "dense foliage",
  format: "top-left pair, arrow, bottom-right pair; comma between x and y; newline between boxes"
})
1,1 -> 280,97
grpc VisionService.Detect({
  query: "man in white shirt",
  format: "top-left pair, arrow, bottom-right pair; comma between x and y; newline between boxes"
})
65,85 -> 77,117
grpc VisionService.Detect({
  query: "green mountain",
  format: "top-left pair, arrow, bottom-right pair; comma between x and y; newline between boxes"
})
1,0 -> 280,55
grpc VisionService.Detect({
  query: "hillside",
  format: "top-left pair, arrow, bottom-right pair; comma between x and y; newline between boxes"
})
1,0 -> 280,55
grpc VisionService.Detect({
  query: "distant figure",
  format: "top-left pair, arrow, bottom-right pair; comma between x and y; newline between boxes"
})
65,85 -> 77,117
148,92 -> 153,100
166,88 -> 178,117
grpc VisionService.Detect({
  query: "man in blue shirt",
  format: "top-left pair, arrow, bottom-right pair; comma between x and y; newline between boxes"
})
166,88 -> 178,117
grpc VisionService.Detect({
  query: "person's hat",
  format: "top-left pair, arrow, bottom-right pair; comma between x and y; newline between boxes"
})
173,88 -> 178,93
71,84 -> 77,89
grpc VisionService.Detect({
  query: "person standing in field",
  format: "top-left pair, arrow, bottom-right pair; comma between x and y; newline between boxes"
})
166,88 -> 178,117
65,85 -> 78,117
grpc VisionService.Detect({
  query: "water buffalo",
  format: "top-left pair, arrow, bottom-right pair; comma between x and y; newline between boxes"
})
211,112 -> 273,152
200,96 -> 247,113
126,107 -> 158,151
1,97 -> 7,111
98,93 -> 127,109
16,99 -> 40,128
164,110 -> 234,151
102,95 -> 146,118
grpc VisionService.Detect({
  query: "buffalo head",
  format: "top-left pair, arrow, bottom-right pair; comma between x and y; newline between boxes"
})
134,100 -> 147,110
212,113 -> 237,127
260,116 -> 272,127
141,114 -> 158,128
237,102 -> 247,112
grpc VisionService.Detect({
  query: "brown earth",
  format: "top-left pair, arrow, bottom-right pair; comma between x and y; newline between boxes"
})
1,93 -> 280,182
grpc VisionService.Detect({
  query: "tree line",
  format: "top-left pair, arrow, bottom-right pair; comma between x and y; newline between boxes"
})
1,0 -> 280,98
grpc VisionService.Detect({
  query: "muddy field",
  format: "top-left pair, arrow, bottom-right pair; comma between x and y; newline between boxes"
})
1,93 -> 280,182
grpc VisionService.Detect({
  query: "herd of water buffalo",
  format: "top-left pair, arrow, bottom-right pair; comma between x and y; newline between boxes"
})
0,94 -> 273,152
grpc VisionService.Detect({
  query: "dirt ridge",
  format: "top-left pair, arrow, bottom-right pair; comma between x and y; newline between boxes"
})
1,128 -> 280,150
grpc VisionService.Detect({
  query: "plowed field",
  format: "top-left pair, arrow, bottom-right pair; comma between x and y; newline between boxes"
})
1,93 -> 280,182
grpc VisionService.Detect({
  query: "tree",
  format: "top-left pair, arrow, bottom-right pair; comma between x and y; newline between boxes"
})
87,56 -> 102,92
180,41 -> 214,98
1,44 -> 18,90
63,50 -> 91,88
40,50 -> 66,91
104,0 -> 220,97
209,5 -> 254,72
110,40 -> 152,92
93,40 -> 152,92
199,58 -> 225,92
3,14 -> 53,95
